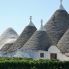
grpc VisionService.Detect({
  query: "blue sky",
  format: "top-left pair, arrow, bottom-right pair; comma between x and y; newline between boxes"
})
0,0 -> 69,35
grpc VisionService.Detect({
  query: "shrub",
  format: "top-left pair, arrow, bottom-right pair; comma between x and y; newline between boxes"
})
0,57 -> 69,69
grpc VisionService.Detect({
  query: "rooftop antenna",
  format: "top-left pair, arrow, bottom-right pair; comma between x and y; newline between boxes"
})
29,16 -> 35,26
59,0 -> 65,10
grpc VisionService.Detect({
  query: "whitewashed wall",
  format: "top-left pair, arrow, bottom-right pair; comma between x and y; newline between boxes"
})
48,45 -> 69,61
1,45 -> 69,61
0,51 -> 4,57
32,50 -> 49,59
14,50 -> 31,58
13,50 -> 50,59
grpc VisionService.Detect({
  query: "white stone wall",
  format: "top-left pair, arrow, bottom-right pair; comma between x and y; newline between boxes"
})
1,45 -> 69,61
13,50 -> 50,59
32,50 -> 50,59
48,45 -> 69,61
14,50 -> 31,58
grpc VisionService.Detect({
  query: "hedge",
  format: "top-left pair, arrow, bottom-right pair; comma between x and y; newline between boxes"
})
0,57 -> 69,69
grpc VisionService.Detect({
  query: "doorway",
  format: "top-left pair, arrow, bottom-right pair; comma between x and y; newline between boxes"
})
50,53 -> 57,60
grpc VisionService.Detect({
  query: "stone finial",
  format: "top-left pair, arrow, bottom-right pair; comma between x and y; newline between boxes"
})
60,0 -> 63,5
40,19 -> 45,31
59,0 -> 65,10
30,16 -> 32,23
41,19 -> 43,29
28,16 -> 35,26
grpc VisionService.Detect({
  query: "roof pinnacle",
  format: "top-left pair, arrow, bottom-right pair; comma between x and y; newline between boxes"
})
40,19 -> 45,31
59,0 -> 65,10
41,19 -> 43,28
28,16 -> 35,27
60,0 -> 62,5
30,16 -> 32,23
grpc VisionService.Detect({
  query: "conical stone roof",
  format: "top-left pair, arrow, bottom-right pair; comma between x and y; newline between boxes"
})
7,16 -> 37,52
0,28 -> 18,49
21,30 -> 52,51
57,28 -> 69,53
0,43 -> 13,52
1,27 -> 18,38
44,9 -> 69,45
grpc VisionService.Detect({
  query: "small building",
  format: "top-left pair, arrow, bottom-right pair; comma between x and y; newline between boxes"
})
0,0 -> 69,61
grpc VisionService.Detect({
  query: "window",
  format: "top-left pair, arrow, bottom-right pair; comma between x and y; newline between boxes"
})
50,53 -> 57,60
40,53 -> 44,58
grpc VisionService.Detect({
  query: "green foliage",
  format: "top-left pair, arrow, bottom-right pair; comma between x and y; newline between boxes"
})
0,57 -> 69,69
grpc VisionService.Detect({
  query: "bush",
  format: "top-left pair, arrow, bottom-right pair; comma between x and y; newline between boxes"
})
0,57 -> 69,69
